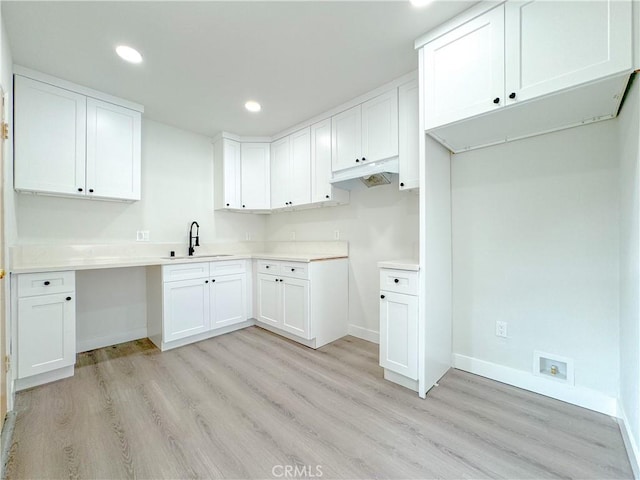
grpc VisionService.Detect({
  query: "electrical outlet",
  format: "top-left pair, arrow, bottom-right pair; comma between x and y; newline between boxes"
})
136,230 -> 149,242
495,321 -> 508,338
334,230 -> 340,240
245,232 -> 250,241
290,231 -> 296,240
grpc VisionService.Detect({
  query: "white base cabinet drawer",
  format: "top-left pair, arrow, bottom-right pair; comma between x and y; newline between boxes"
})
162,262 -> 210,282
379,268 -> 418,296
18,293 -> 76,378
18,270 -> 75,297
379,291 -> 418,380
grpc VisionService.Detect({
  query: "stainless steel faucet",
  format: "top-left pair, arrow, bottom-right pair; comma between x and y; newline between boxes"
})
188,221 -> 200,256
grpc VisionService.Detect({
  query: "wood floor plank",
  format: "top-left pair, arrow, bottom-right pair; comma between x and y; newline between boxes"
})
7,326 -> 633,479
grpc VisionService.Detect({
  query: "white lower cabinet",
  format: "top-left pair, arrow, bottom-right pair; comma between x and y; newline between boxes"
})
257,273 -> 310,339
379,267 -> 419,390
210,273 -> 247,329
163,278 -> 211,343
256,258 -> 347,348
15,271 -> 76,389
380,291 -> 418,380
148,259 -> 251,350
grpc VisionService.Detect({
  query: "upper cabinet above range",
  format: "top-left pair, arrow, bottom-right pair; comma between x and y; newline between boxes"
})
331,90 -> 398,173
416,0 -> 633,152
13,68 -> 143,201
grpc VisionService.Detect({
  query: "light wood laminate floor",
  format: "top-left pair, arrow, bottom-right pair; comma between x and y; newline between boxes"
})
6,326 -> 633,479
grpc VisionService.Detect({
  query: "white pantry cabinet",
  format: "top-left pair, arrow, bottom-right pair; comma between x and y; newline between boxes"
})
418,0 -> 633,151
332,90 -> 398,172
148,259 -> 251,350
255,258 -> 348,348
379,267 -> 419,390
14,72 -> 142,201
16,271 -> 76,384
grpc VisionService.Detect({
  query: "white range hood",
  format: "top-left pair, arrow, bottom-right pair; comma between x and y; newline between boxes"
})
330,157 -> 399,189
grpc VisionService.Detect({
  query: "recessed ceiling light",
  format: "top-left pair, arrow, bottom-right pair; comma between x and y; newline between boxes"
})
245,101 -> 262,113
410,0 -> 433,7
116,45 -> 143,64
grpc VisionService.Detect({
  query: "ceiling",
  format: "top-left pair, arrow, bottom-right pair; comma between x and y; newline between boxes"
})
2,1 -> 476,138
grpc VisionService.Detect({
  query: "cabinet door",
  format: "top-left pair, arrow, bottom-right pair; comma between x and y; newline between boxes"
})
505,0 -> 632,104
86,98 -> 141,201
270,136 -> 290,209
163,278 -> 210,342
241,143 -> 270,210
210,274 -> 247,329
331,105 -> 362,172
257,273 -> 281,327
423,6 -> 505,129
379,291 -> 418,380
289,128 -> 311,207
361,90 -> 398,163
18,293 -> 75,378
281,278 -> 310,339
398,81 -> 419,190
14,75 -> 86,196
311,118 -> 333,202
223,139 -> 242,209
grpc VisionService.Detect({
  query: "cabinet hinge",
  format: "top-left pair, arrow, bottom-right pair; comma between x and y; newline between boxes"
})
1,122 -> 8,140
4,355 -> 10,373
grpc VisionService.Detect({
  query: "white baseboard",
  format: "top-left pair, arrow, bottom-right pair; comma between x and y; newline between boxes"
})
77,327 -> 148,353
348,324 -> 379,344
618,401 -> 640,479
453,353 -> 618,417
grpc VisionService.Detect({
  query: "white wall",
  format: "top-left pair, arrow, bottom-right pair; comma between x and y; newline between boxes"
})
14,119 -> 265,248
451,120 -> 620,398
265,181 -> 419,338
618,77 -> 640,473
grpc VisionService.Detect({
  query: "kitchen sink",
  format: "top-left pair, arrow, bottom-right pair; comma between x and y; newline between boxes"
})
163,254 -> 234,260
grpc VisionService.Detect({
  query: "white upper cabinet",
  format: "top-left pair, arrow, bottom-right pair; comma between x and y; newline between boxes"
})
14,75 -> 87,197
361,90 -> 399,164
270,136 -> 291,209
270,128 -> 312,209
86,98 -> 141,201
504,0 -> 632,104
289,128 -> 312,206
310,119 -> 333,202
331,105 -> 362,172
332,90 -> 399,172
213,138 -> 242,210
418,0 -> 633,152
398,80 -> 419,190
241,143 -> 271,210
14,71 -> 143,201
423,6 -> 505,130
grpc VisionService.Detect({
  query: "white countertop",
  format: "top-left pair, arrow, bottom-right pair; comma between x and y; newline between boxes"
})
377,259 -> 420,271
11,253 -> 348,274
